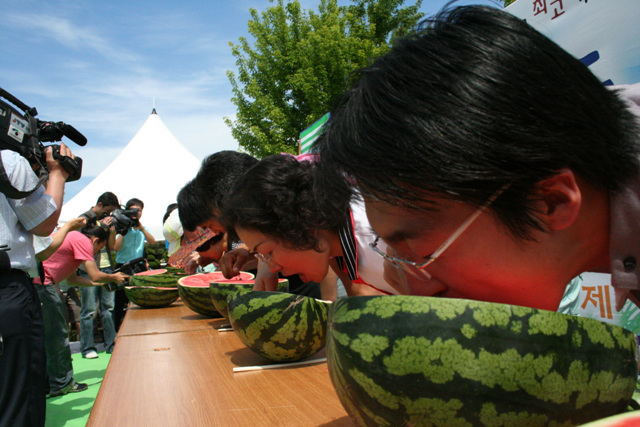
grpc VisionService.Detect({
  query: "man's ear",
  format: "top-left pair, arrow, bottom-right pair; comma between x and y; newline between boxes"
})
534,169 -> 582,231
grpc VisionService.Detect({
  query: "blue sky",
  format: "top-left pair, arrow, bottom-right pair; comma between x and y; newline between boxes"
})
1,0 -> 499,200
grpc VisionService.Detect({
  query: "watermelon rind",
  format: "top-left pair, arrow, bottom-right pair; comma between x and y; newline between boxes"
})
209,278 -> 289,319
326,295 -> 639,427
177,272 -> 255,318
130,270 -> 180,288
124,286 -> 179,308
227,290 -> 331,362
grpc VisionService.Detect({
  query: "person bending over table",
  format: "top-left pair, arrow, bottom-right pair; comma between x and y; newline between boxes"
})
219,154 -> 398,298
313,5 -> 640,311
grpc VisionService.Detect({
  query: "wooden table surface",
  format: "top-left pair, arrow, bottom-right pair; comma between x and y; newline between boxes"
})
87,301 -> 353,427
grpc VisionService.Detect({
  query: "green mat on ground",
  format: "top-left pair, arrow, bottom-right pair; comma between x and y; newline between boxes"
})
45,351 -> 111,427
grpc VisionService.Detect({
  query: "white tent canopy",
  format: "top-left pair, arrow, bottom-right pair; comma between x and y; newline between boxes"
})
60,110 -> 201,240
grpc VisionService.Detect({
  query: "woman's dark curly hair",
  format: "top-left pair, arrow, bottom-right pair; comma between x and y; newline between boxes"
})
219,154 -> 349,252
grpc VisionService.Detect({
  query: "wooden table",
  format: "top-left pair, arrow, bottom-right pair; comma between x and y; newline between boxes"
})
87,301 -> 353,426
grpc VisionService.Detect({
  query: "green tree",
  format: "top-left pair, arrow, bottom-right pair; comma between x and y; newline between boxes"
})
225,0 -> 423,158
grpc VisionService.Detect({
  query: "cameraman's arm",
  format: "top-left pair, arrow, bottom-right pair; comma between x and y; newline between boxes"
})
114,234 -> 123,252
101,216 -> 117,251
82,260 -> 128,283
137,222 -> 156,245
36,217 -> 86,261
31,144 -> 73,236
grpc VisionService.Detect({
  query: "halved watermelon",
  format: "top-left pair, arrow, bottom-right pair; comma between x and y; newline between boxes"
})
227,291 -> 331,362
129,269 -> 179,288
124,286 -> 179,308
209,278 -> 289,319
177,272 -> 255,317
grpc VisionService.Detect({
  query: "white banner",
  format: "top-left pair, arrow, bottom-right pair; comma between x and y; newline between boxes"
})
506,0 -> 640,86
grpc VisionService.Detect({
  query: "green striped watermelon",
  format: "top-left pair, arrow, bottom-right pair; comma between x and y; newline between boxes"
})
124,286 -> 179,308
209,278 -> 289,319
130,269 -> 180,288
327,295 -> 639,427
177,271 -> 255,318
227,291 -> 331,362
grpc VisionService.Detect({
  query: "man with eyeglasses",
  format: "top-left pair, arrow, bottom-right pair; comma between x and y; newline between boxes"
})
314,5 -> 640,311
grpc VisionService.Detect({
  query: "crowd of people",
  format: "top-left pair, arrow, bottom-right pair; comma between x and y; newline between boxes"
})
2,4 -> 640,426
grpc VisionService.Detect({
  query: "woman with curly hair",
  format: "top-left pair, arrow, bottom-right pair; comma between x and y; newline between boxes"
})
219,154 -> 397,297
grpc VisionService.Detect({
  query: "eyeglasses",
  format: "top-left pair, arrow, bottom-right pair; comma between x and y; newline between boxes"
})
252,251 -> 272,265
369,183 -> 510,280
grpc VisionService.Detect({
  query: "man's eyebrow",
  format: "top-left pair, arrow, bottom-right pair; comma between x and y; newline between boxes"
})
369,227 -> 424,245
251,240 -> 271,253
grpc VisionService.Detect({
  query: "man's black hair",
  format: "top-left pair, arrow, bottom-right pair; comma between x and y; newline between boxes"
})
219,154 -> 348,252
163,203 -> 178,224
96,192 -> 119,208
80,224 -> 110,243
177,151 -> 258,232
314,5 -> 640,239
177,180 -> 202,232
125,198 -> 144,209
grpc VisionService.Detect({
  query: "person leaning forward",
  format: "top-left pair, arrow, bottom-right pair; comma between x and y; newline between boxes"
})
314,5 -> 640,312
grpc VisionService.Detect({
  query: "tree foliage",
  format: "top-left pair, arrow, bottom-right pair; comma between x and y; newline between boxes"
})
225,0 -> 423,158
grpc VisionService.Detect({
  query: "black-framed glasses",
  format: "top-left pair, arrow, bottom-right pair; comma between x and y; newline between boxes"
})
369,183 -> 510,279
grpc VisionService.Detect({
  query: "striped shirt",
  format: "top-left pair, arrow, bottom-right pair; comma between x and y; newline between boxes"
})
334,198 -> 397,295
0,150 -> 57,273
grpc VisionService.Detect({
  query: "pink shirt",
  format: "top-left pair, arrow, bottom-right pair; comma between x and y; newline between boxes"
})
34,231 -> 95,285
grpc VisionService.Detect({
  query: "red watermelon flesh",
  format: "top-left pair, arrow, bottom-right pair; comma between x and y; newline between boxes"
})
580,411 -> 640,426
177,272 -> 255,317
134,269 -> 168,276
178,272 -> 255,288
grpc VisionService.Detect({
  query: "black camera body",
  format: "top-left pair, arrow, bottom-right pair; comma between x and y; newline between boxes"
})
103,257 -> 147,292
109,208 -> 140,236
0,88 -> 86,198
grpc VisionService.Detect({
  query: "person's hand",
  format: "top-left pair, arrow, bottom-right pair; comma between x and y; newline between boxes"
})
100,215 -> 117,233
112,272 -> 129,284
253,261 -> 279,291
45,143 -> 74,180
65,216 -> 86,231
183,252 -> 201,275
219,248 -> 252,279
382,246 -> 447,297
382,259 -> 410,295
101,216 -> 115,226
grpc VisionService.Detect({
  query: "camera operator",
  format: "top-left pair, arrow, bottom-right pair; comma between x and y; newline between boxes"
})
113,198 -> 155,331
76,192 -> 119,359
0,143 -> 75,427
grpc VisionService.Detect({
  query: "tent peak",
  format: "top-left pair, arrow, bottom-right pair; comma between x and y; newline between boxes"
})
151,107 -> 157,115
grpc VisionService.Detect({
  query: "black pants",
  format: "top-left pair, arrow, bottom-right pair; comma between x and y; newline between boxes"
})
0,270 -> 46,427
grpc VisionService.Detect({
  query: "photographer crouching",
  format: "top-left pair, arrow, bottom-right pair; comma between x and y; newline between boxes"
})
113,198 -> 155,331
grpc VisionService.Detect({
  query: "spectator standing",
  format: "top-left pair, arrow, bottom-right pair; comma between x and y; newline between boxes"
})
0,144 -> 74,426
113,198 -> 155,330
77,191 -> 119,359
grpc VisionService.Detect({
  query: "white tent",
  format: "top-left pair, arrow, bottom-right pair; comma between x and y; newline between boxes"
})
60,109 -> 201,240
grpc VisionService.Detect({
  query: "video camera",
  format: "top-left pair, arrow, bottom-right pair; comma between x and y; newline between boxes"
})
0,87 -> 86,199
103,256 -> 147,292
108,208 -> 140,236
